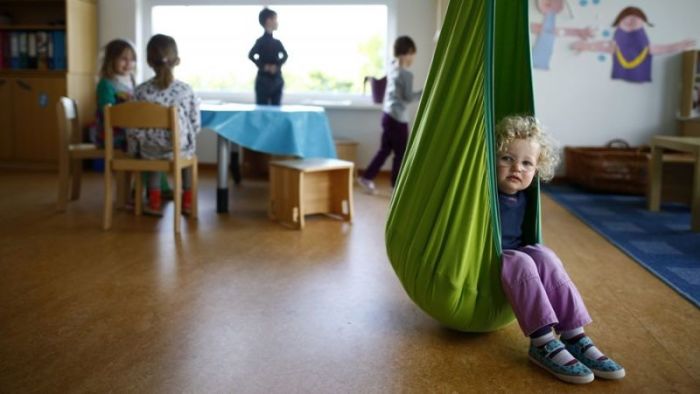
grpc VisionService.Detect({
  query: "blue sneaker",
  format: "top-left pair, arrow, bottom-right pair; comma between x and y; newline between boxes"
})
529,339 -> 594,384
565,336 -> 625,380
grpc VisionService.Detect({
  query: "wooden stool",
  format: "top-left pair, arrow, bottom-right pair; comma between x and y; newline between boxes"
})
269,158 -> 354,229
334,138 -> 359,178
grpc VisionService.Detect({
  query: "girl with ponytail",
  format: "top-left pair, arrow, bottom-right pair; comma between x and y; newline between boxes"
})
127,34 -> 200,215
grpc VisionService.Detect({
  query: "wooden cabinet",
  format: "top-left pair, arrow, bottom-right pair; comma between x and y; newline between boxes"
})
0,77 -> 12,159
679,50 -> 700,137
13,75 -> 66,161
0,0 -> 97,168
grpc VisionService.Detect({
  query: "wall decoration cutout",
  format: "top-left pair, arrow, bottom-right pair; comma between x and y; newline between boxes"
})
571,6 -> 696,83
531,0 -> 595,70
38,93 -> 49,108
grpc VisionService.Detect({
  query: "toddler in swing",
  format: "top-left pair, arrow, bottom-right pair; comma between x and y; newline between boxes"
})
495,115 -> 625,384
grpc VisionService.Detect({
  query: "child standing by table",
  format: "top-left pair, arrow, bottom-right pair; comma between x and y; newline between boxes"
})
358,36 -> 422,193
248,7 -> 288,105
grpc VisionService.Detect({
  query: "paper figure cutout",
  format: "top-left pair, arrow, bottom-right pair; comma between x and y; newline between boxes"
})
531,0 -> 594,70
571,6 -> 696,83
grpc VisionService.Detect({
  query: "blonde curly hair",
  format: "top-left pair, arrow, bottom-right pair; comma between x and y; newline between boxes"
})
495,115 -> 560,182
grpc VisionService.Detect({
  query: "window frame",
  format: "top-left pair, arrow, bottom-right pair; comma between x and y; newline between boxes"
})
140,0 -> 397,106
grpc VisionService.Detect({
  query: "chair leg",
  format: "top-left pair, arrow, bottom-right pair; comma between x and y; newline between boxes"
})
57,154 -> 70,211
174,166 -> 182,234
70,159 -> 82,200
134,172 -> 143,216
191,161 -> 199,219
103,165 -> 113,230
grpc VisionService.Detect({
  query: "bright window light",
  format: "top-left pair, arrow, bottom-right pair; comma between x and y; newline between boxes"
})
151,5 -> 388,95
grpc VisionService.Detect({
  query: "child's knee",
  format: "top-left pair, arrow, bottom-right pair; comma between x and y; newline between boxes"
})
523,244 -> 563,268
501,250 -> 538,284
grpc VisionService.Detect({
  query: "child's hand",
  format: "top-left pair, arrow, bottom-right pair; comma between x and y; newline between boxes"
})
570,40 -> 588,53
680,39 -> 697,50
575,27 -> 595,41
264,64 -> 278,74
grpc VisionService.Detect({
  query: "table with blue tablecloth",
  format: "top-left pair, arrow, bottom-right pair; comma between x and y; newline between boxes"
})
201,103 -> 337,213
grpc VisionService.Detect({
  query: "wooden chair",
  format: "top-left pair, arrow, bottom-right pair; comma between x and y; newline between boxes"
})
57,97 -> 128,211
56,97 -> 105,210
102,101 -> 198,233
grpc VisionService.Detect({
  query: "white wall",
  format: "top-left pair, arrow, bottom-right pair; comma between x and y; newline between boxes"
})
97,0 -> 700,167
529,0 -> 700,149
98,0 -> 436,167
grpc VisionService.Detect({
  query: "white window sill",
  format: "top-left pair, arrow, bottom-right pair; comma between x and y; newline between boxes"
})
197,91 -> 384,111
300,100 -> 383,111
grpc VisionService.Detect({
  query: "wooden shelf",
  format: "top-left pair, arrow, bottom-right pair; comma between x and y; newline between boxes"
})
0,0 -> 97,166
0,0 -> 64,3
0,24 -> 65,30
0,69 -> 66,77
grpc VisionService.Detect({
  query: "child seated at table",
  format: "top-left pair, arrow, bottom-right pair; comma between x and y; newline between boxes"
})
126,34 -> 200,215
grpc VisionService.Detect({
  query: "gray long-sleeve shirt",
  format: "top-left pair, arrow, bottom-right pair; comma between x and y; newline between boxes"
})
382,63 -> 423,123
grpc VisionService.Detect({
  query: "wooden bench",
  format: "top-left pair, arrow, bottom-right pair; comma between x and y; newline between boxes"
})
269,158 -> 354,229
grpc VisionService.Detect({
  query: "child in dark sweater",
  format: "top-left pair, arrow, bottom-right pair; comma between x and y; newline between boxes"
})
248,7 -> 288,105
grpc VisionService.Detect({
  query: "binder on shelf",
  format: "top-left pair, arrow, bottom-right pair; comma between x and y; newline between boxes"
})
0,32 -> 4,69
18,31 -> 28,69
9,32 -> 19,69
1,32 -> 8,69
27,32 -> 37,69
36,31 -> 49,70
51,30 -> 66,70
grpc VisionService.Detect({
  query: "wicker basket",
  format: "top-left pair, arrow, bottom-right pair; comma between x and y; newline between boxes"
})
564,140 -> 649,194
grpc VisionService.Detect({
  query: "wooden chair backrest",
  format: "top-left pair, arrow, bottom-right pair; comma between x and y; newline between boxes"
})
56,96 -> 80,148
103,101 -> 180,161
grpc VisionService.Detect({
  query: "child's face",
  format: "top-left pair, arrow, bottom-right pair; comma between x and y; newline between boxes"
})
265,15 -> 278,31
618,15 -> 644,32
497,138 -> 540,195
537,0 -> 565,14
399,51 -> 416,68
114,48 -> 135,76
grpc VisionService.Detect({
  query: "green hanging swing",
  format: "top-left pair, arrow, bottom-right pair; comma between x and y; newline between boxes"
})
386,0 -> 542,332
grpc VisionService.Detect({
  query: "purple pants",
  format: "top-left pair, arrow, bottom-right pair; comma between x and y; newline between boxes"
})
363,113 -> 409,186
501,244 -> 592,336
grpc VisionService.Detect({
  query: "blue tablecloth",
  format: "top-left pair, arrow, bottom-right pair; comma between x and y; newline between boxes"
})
201,103 -> 336,158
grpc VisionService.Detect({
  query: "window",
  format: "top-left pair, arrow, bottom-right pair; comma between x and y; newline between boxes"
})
150,4 -> 388,97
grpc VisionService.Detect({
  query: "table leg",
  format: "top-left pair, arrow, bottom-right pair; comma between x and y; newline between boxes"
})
692,153 -> 700,232
217,135 -> 230,213
231,143 -> 242,185
648,145 -> 663,212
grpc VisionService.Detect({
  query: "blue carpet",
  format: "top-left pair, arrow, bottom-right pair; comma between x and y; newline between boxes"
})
544,185 -> 700,308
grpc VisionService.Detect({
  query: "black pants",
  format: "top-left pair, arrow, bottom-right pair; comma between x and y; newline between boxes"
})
363,113 -> 409,186
255,73 -> 284,105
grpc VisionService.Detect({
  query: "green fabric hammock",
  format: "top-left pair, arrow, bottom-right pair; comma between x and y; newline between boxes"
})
385,0 -> 541,332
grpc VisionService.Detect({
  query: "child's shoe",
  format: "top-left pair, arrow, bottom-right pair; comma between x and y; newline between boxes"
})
144,189 -> 163,217
528,339 -> 594,384
182,189 -> 192,216
564,335 -> 625,380
357,177 -> 377,195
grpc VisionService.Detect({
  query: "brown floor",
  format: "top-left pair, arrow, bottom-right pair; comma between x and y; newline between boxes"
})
0,169 -> 698,393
